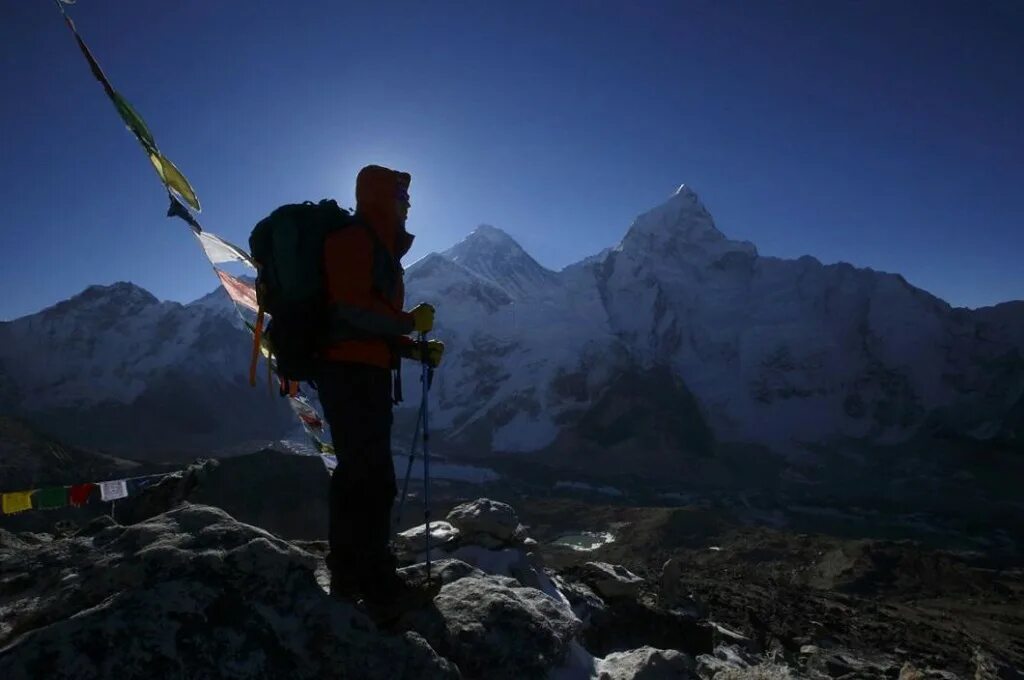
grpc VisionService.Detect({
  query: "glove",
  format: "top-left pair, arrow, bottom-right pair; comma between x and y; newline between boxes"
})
409,303 -> 435,333
408,339 -> 445,368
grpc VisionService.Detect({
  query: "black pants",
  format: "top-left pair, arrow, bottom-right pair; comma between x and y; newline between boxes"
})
316,361 -> 398,592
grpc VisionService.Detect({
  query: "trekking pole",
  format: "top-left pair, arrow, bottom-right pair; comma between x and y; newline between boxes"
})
419,332 -> 434,580
394,395 -> 425,529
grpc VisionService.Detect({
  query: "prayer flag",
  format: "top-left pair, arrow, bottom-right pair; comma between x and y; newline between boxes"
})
289,396 -> 325,434
35,486 -> 69,510
148,151 -> 201,212
2,491 -> 34,515
99,480 -> 128,502
56,2 -> 202,212
69,483 -> 96,507
112,91 -> 157,152
196,231 -> 255,269
168,194 -> 203,233
59,9 -> 115,99
216,269 -> 260,313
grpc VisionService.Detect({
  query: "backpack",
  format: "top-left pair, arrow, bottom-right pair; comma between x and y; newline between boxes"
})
248,199 -> 355,383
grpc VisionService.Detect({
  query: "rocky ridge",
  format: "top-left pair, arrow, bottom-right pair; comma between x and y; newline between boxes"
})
0,493 -> 783,680
5,490 -> 1014,679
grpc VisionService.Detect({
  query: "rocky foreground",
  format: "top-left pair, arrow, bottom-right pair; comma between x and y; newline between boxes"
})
1,494 -> 1020,679
0,496 -> 771,679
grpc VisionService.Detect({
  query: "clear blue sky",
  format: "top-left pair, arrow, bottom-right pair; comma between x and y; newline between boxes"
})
1,0 -> 1021,320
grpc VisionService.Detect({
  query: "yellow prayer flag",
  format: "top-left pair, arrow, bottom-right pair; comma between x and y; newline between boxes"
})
2,491 -> 34,515
148,151 -> 201,212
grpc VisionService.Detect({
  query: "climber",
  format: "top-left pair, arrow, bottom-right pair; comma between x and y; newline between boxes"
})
315,164 -> 445,618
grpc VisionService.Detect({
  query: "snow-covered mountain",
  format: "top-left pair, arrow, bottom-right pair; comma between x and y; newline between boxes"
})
0,282 -> 294,459
1,186 -> 1020,472
402,185 -> 1023,465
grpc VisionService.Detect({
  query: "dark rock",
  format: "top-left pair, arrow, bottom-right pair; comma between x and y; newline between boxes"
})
394,521 -> 461,563
552,573 -> 608,629
578,561 -> 645,600
972,648 -> 1023,680
0,504 -> 457,679
445,498 -> 521,542
400,567 -> 579,679
398,557 -> 485,586
583,598 -> 713,659
597,646 -> 699,679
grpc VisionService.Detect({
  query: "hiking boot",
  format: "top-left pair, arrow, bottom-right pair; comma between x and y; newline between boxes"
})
361,573 -> 442,625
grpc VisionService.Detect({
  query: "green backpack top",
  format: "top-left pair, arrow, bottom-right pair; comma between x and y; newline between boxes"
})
249,200 -> 355,382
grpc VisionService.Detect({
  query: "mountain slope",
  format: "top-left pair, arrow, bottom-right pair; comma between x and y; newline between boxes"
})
0,283 -> 294,460
0,416 -> 149,491
402,185 -> 1023,462
592,186 -> 1023,450
1,187 -> 1020,473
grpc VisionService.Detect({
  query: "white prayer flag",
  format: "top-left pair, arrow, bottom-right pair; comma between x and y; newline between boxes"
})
99,480 -> 128,501
195,231 -> 255,269
321,454 -> 337,473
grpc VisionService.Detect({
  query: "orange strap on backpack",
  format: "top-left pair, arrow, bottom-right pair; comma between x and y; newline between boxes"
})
248,308 -> 265,387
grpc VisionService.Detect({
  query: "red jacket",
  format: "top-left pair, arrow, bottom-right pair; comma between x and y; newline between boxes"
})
322,165 -> 415,369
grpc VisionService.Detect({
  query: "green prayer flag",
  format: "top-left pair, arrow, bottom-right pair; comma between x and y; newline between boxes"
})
148,151 -> 201,212
113,91 -> 157,153
35,486 -> 69,510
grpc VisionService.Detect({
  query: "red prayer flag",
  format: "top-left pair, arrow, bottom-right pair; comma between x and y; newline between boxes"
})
216,269 -> 260,313
68,483 -> 96,507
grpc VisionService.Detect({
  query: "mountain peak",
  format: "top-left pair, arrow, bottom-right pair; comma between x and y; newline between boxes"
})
445,224 -> 530,263
672,183 -> 702,201
64,281 -> 159,311
645,184 -> 716,234
457,224 -> 522,249
19,281 -> 162,323
442,225 -> 557,299
618,185 -> 757,259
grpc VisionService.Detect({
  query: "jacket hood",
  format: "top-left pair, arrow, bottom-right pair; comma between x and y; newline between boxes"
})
355,164 -> 414,258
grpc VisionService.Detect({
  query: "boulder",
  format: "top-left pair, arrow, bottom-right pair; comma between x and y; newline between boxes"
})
581,598 -> 713,659
708,622 -> 754,652
579,561 -> 645,600
695,645 -> 758,677
393,521 -> 461,563
398,557 -> 485,586
445,498 -> 521,543
402,567 -> 580,680
802,647 -> 899,678
552,574 -> 608,629
540,540 -> 589,570
596,646 -> 698,679
0,504 -> 457,680
659,557 -> 683,604
971,648 -> 1022,680
899,663 -> 962,680
658,558 -> 706,618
